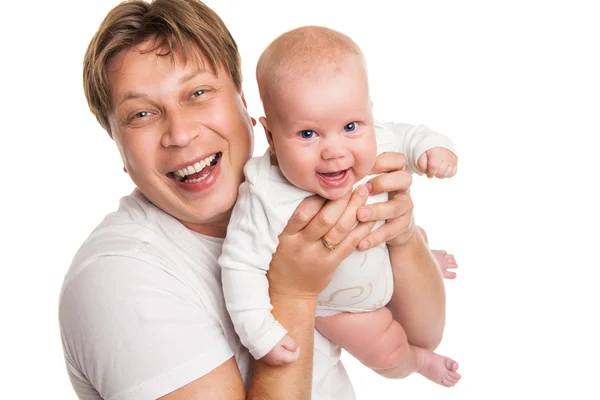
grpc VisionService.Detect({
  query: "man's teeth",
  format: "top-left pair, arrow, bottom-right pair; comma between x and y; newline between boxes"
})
174,154 -> 217,179
186,170 -> 211,183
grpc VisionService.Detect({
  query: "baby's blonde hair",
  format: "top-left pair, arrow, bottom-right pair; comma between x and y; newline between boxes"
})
256,26 -> 366,109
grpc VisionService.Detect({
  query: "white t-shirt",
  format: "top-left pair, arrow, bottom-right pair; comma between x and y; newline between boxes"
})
58,191 -> 354,400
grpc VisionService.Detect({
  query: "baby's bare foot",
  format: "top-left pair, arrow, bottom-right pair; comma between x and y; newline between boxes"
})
432,250 -> 458,279
260,334 -> 300,366
417,350 -> 461,387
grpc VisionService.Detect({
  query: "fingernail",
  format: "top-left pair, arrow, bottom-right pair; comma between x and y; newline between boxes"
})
357,185 -> 368,196
359,240 -> 369,251
365,183 -> 372,193
357,207 -> 372,220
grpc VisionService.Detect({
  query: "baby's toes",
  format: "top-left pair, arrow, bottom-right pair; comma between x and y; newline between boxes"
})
445,358 -> 459,371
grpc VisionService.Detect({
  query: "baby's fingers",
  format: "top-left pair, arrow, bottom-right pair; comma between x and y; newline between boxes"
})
434,161 -> 450,179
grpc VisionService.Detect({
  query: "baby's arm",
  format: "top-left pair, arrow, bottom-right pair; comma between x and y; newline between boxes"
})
384,122 -> 458,178
219,181 -> 292,362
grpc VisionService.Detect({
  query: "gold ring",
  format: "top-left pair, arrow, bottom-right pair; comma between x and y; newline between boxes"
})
321,238 -> 336,251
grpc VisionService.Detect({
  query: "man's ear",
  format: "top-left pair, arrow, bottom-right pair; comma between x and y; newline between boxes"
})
259,117 -> 276,154
240,92 -> 257,126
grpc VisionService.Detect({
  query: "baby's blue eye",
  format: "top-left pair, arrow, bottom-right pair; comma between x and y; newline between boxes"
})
191,89 -> 205,98
343,122 -> 359,132
299,130 -> 316,139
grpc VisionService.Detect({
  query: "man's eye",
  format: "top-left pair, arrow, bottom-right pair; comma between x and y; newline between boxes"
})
132,111 -> 149,119
343,122 -> 359,132
191,89 -> 205,98
299,130 -> 317,139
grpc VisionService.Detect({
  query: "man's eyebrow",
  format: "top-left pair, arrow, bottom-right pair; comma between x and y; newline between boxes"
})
180,68 -> 210,84
117,68 -> 210,106
118,91 -> 147,107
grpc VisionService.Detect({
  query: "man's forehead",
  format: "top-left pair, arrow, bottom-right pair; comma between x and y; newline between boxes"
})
107,42 -> 214,76
106,49 -> 221,111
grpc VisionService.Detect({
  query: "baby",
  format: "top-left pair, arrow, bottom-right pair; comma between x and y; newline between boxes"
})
219,26 -> 460,387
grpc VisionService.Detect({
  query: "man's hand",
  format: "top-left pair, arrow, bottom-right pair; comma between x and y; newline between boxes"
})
270,187 -> 373,299
417,147 -> 458,179
357,152 -> 417,249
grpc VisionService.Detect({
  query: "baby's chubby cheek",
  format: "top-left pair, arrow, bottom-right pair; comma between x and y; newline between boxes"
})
357,155 -> 378,180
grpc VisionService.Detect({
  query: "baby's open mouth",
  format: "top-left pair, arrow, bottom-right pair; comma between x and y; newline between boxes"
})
317,170 -> 347,180
316,168 -> 350,187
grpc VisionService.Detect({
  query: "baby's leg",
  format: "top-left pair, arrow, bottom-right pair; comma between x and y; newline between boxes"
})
315,308 -> 461,386
417,226 -> 458,279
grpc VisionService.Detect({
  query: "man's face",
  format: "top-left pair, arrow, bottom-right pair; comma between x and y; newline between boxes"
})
107,41 -> 253,237
264,61 -> 376,200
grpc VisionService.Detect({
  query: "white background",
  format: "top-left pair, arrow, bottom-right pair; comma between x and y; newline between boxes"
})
1,0 -> 599,398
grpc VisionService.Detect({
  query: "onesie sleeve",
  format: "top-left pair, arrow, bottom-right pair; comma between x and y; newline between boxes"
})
219,179 -> 288,359
381,122 -> 457,175
59,256 -> 234,400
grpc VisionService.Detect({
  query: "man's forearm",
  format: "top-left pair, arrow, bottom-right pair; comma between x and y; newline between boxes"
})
388,231 -> 446,350
247,294 -> 317,400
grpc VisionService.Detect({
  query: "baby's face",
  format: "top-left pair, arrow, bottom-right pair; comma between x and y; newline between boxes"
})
264,62 -> 376,200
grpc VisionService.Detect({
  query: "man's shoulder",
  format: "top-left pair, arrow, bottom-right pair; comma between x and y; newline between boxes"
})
64,192 -> 164,274
61,190 -> 218,295
58,194 -> 246,400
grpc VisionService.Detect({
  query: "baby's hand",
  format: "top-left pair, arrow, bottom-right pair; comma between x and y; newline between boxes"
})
260,334 -> 299,366
417,147 -> 458,179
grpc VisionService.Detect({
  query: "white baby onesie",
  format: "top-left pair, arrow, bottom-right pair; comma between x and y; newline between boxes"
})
218,122 -> 456,359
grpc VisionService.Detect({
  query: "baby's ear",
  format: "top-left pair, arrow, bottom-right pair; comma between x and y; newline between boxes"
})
260,117 -> 276,154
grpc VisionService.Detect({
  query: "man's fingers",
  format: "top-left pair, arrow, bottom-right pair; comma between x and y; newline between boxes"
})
367,169 -> 412,196
301,192 -> 354,241
334,221 -> 376,257
358,215 -> 415,250
321,185 -> 369,246
370,151 -> 407,175
283,195 -> 326,235
357,192 -> 413,223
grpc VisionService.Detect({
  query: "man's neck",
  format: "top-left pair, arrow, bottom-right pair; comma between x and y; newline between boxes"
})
179,212 -> 230,238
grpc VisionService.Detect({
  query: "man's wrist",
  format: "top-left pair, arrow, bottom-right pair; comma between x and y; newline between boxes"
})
270,292 -> 318,315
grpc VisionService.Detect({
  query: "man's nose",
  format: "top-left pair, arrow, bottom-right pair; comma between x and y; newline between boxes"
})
161,108 -> 201,148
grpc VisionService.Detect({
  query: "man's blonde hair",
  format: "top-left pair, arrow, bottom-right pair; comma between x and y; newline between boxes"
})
83,0 -> 242,136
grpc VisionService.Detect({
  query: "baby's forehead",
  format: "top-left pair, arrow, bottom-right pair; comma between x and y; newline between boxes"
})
267,53 -> 368,97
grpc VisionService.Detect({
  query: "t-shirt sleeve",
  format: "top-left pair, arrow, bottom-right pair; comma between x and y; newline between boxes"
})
59,255 -> 234,400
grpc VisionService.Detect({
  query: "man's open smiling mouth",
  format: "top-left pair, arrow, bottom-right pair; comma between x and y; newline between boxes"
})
170,152 -> 222,183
